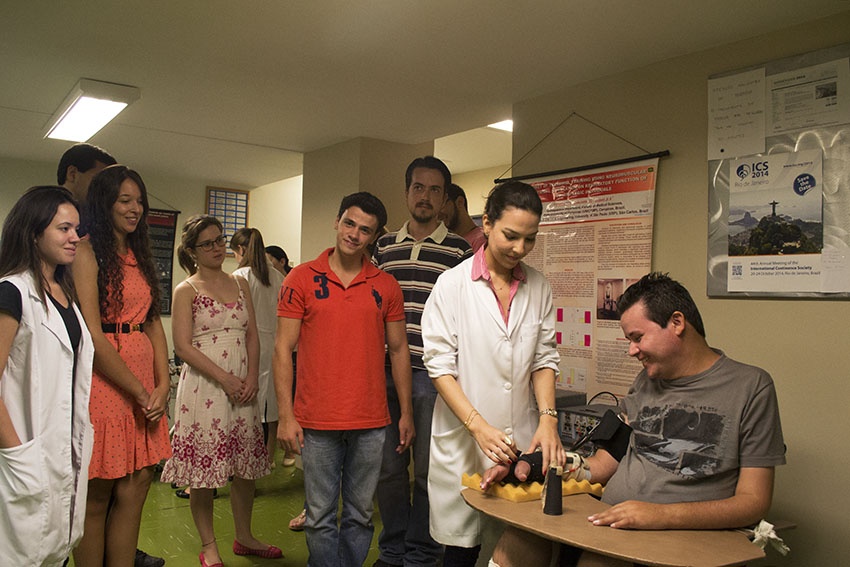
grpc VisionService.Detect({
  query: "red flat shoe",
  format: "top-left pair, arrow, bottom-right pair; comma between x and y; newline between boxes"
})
232,540 -> 284,559
199,552 -> 224,567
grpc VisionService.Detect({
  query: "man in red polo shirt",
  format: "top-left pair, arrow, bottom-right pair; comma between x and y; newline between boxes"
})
274,191 -> 414,567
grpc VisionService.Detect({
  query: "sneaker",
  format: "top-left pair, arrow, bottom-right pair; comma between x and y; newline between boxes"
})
135,549 -> 165,567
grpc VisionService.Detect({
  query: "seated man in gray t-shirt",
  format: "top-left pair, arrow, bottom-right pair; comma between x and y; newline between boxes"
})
482,272 -> 786,567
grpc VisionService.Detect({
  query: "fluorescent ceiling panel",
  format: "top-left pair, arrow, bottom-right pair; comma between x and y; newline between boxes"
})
44,79 -> 140,142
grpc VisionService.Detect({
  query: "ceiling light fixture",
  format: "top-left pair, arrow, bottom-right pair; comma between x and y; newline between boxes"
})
44,78 -> 140,142
487,119 -> 513,132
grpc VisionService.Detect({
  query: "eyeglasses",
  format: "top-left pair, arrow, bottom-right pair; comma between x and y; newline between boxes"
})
194,235 -> 227,251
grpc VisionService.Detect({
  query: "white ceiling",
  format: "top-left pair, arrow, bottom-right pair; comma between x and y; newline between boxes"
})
2,2 -> 848,188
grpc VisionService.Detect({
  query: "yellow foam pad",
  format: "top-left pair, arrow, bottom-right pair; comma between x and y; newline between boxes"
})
462,472 -> 604,502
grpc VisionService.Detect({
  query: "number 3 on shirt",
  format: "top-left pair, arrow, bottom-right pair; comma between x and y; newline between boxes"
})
314,274 -> 330,299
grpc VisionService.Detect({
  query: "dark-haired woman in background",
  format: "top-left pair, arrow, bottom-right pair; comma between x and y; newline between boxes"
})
0,186 -> 94,566
72,166 -> 171,566
422,181 -> 564,566
231,228 -> 285,468
264,245 -> 292,277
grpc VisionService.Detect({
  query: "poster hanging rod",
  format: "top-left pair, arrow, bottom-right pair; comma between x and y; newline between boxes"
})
494,150 -> 670,184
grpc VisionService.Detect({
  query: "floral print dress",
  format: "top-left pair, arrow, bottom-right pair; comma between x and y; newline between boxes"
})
161,278 -> 269,487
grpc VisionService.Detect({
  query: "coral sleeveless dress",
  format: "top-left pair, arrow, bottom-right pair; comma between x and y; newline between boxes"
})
88,249 -> 171,479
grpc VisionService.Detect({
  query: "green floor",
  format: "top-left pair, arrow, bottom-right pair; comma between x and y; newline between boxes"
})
73,461 -> 383,566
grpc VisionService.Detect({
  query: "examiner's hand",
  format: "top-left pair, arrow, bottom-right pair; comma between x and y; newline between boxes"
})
527,420 -> 565,472
471,420 -> 518,465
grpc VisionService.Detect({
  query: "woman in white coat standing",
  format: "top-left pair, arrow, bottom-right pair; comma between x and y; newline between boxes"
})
422,181 -> 565,567
0,186 -> 94,566
230,227 -> 285,467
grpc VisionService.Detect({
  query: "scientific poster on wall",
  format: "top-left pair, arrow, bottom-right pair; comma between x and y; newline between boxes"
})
522,157 -> 658,399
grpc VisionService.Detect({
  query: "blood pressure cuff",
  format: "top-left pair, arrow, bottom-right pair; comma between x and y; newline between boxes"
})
589,409 -> 632,462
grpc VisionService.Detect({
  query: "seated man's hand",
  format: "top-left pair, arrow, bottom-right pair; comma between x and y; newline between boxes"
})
587,500 -> 665,530
481,455 -> 538,491
480,462 -> 511,491
512,459 -> 532,482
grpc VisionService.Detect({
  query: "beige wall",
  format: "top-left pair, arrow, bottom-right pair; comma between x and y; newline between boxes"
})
250,175 -> 303,266
0,157 -> 52,221
300,137 -> 432,263
453,164 -> 511,216
300,138 -> 362,263
513,13 -> 850,566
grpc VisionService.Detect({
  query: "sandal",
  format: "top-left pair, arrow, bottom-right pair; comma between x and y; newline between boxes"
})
288,508 -> 306,531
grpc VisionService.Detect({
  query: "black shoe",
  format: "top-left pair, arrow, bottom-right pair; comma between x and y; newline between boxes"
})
175,488 -> 217,499
135,549 -> 165,567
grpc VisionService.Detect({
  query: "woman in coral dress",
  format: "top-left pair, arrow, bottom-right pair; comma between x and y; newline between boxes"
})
72,166 -> 172,566
162,215 -> 282,566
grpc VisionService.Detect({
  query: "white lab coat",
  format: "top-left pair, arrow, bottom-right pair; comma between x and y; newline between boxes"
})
0,272 -> 94,566
233,265 -> 285,422
423,258 -> 559,547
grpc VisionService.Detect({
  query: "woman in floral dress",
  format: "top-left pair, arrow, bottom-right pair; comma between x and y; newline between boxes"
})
161,215 -> 282,566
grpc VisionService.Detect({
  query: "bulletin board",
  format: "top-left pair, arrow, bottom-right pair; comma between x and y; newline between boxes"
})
707,42 -> 850,298
206,186 -> 248,255
147,209 -> 179,315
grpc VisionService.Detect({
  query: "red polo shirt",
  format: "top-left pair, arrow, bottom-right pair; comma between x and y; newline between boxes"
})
278,248 -> 405,430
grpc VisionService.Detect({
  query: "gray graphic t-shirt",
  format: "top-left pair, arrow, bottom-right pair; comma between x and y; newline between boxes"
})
602,351 -> 785,506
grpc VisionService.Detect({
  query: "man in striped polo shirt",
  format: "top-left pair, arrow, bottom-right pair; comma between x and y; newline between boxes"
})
372,156 -> 473,567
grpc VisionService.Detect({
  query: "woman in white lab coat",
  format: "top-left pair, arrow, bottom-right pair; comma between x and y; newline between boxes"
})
422,181 -> 564,567
230,227 -> 285,466
0,186 -> 94,566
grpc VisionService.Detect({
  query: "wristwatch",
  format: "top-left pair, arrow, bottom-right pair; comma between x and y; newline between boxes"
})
538,408 -> 558,418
